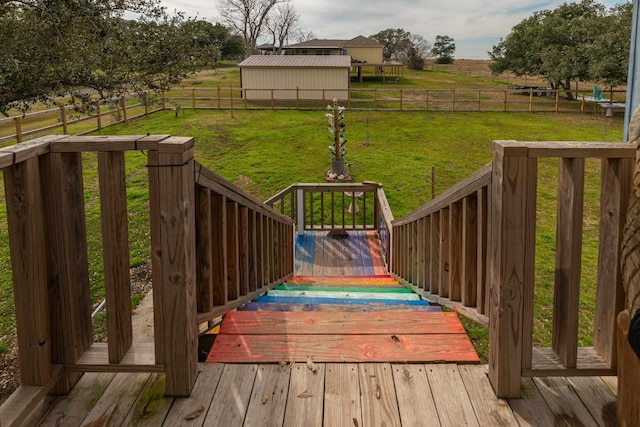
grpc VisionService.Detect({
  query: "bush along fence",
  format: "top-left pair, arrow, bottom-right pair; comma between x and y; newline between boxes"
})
1,87 -> 626,145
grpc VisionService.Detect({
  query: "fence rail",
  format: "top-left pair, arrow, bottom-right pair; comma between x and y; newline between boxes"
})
1,87 -> 626,146
162,87 -> 626,115
0,93 -> 163,146
391,140 -> 636,398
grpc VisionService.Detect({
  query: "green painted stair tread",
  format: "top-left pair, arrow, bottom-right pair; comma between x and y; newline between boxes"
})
266,289 -> 421,301
275,285 -> 412,293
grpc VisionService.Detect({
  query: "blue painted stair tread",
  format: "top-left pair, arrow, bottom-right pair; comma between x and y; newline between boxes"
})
242,302 -> 442,312
267,289 -> 421,300
257,295 -> 429,306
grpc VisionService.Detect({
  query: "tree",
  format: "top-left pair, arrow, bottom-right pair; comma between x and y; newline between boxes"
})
217,0 -> 285,56
0,0 -> 219,115
370,28 -> 413,61
489,0 -> 631,98
432,35 -> 455,64
265,0 -> 299,54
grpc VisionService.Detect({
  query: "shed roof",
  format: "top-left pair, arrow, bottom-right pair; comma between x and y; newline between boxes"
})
239,55 -> 352,68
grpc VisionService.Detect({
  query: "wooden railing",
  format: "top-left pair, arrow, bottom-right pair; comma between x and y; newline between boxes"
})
0,135 -> 293,424
391,140 -> 636,398
265,181 -> 394,268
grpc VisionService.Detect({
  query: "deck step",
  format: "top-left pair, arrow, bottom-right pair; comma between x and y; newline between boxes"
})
207,312 -> 478,363
218,311 -> 463,335
256,296 -> 430,306
242,302 -> 442,312
289,275 -> 397,284
274,285 -> 412,293
267,289 -> 421,300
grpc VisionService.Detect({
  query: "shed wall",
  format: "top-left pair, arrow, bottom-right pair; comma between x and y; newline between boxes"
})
241,67 -> 349,101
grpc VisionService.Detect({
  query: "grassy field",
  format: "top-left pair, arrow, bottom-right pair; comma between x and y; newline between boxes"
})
0,63 -> 628,401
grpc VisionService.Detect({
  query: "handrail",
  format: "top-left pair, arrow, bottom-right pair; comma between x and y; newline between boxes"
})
392,163 -> 492,325
266,182 -> 383,233
0,134 -> 294,422
390,139 -> 636,399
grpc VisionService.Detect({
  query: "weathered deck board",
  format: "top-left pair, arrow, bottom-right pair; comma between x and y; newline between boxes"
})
30,362 -> 616,427
457,364 -> 519,426
392,364 -> 441,427
427,364 -> 480,427
202,364 -> 257,426
161,362 -> 224,426
359,363 -> 401,427
206,334 -> 480,363
283,362 -> 324,427
218,311 -> 465,335
79,372 -> 151,426
244,364 -> 290,427
532,377 -> 601,427
324,364 -> 362,427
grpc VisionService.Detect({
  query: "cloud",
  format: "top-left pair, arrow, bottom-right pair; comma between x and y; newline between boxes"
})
160,0 -> 628,59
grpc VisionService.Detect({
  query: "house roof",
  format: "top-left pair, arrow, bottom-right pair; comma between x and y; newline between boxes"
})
239,55 -> 352,68
286,36 -> 382,49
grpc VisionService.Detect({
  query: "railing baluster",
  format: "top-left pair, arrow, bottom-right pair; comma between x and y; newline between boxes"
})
449,202 -> 463,302
98,151 -> 132,364
594,157 -> 632,366
461,196 -> 477,307
226,201 -> 240,301
439,208 -> 451,298
552,157 -> 585,368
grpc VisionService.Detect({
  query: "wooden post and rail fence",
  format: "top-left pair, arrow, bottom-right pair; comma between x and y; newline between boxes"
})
0,88 -> 626,147
0,135 -> 293,425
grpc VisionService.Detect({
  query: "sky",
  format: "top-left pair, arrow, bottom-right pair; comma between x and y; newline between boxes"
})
160,0 -> 629,59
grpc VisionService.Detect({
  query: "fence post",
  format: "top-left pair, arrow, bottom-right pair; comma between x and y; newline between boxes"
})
96,103 -> 102,130
120,96 -> 127,122
148,137 -> 197,396
14,117 -> 22,143
60,106 -> 68,135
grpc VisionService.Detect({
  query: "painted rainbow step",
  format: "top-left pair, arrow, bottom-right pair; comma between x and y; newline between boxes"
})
266,289 -> 421,300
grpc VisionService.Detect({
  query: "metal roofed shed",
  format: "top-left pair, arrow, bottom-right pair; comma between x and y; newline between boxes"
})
238,55 -> 351,101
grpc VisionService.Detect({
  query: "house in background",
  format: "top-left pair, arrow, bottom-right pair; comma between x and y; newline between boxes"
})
285,36 -> 402,82
284,36 -> 383,64
238,55 -> 351,101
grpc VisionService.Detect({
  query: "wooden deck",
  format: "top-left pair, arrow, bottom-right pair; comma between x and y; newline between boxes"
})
23,363 -> 618,426
15,230 -> 620,426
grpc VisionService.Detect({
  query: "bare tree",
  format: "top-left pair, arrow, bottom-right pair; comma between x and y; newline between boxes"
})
265,0 -> 299,54
296,30 -> 317,43
217,0 -> 284,56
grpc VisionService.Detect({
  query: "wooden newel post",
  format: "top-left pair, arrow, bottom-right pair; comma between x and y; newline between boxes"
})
149,137 -> 198,397
488,141 -> 535,398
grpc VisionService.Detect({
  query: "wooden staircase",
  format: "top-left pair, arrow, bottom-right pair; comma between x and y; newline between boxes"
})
206,232 -> 479,364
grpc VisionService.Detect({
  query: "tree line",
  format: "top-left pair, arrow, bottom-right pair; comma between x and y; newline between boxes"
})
490,0 -> 632,99
0,0 -> 243,115
1,0 -> 632,116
